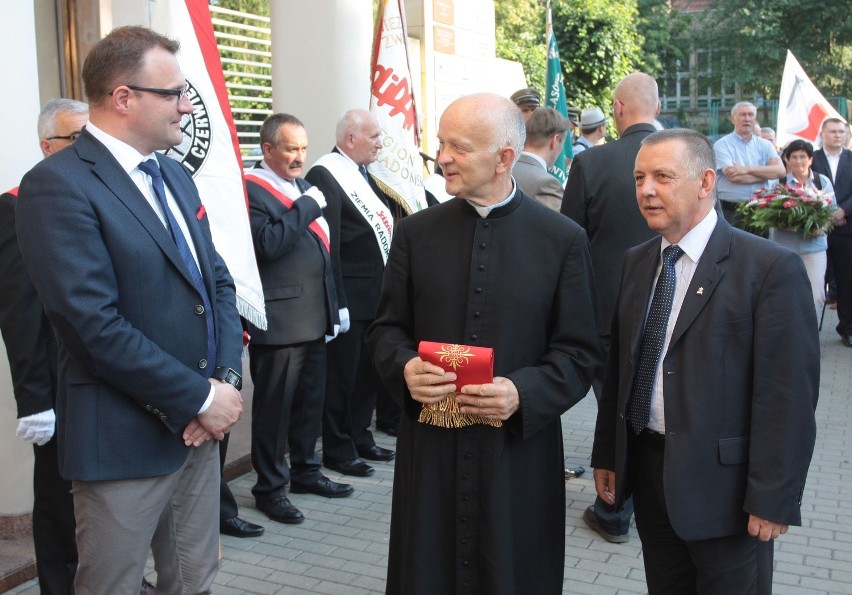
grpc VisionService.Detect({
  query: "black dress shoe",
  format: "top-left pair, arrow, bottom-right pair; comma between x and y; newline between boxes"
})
220,516 -> 265,538
325,458 -> 375,477
290,475 -> 354,498
256,495 -> 304,524
842,335 -> 852,348
376,422 -> 399,436
357,444 -> 396,462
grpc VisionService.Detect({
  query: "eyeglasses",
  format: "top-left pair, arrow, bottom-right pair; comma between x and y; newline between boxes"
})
111,84 -> 190,101
46,130 -> 82,142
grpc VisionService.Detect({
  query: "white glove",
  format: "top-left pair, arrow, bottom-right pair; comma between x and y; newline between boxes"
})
338,307 -> 351,333
304,185 -> 327,209
16,409 -> 56,446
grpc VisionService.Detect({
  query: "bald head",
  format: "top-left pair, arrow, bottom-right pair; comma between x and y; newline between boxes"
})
335,108 -> 382,165
613,72 -> 660,135
437,93 -> 524,204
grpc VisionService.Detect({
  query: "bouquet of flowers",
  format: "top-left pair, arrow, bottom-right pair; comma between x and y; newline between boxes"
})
736,183 -> 835,239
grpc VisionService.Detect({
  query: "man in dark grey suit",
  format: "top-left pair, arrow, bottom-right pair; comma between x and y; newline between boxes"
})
512,106 -> 571,211
593,129 -> 818,594
16,26 -> 243,593
561,71 -> 661,542
812,118 -> 852,346
244,113 -> 353,526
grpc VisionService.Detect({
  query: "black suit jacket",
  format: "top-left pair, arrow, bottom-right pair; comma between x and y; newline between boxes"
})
813,147 -> 852,235
592,216 -> 818,541
16,129 -> 243,481
245,171 -> 337,344
561,123 -> 658,336
305,149 -> 400,322
0,189 -> 58,418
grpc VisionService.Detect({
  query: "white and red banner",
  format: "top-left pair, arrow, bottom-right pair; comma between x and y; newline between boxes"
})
150,0 -> 266,329
777,50 -> 846,149
369,0 -> 428,213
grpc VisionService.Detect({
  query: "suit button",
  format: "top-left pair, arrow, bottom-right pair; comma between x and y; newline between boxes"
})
473,311 -> 480,317
478,264 -> 485,271
475,287 -> 482,293
198,359 -> 208,369
195,304 -> 205,315
479,242 -> 486,248
470,334 -> 478,341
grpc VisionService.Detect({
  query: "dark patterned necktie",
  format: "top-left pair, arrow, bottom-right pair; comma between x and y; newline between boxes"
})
138,159 -> 216,367
358,164 -> 370,184
627,244 -> 684,435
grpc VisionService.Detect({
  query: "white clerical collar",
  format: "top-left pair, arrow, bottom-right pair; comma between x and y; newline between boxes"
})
467,179 -> 517,218
662,208 -> 717,264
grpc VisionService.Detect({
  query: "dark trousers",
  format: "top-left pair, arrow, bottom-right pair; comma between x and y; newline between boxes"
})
249,338 -> 326,501
591,334 -> 633,536
829,233 -> 852,336
375,384 -> 400,430
32,437 -> 77,595
322,319 -> 381,463
631,431 -> 773,595
219,435 -> 238,520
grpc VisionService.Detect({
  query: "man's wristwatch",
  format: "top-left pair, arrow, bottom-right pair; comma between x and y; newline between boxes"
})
211,366 -> 242,390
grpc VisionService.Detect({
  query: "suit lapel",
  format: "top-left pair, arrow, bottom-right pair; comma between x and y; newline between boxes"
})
668,218 -> 730,348
624,241 -> 662,358
813,151 -> 833,184
78,135 -> 191,287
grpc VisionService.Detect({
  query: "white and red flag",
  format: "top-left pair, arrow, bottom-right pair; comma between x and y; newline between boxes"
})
369,0 -> 428,213
150,0 -> 266,329
777,50 -> 846,149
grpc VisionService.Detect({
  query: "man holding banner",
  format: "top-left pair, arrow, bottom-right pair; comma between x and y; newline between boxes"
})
306,109 -> 401,478
244,114 -> 354,527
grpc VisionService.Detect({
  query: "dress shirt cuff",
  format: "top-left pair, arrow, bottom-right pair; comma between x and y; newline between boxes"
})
197,385 -> 216,415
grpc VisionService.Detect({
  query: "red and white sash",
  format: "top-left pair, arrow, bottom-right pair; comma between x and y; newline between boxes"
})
312,153 -> 393,264
244,169 -> 330,253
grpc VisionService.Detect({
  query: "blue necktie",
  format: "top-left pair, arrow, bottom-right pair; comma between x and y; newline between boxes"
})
138,159 -> 217,368
359,165 -> 370,184
627,244 -> 684,435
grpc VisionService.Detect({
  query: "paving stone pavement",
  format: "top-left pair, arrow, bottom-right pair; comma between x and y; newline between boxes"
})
7,309 -> 851,594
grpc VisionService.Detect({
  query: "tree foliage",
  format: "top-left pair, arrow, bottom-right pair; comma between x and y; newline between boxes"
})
636,0 -> 691,80
550,0 -> 644,111
693,0 -> 852,100
494,0 -> 548,93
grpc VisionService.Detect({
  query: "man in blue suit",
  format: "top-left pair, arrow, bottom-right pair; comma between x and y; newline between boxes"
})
16,26 -> 243,594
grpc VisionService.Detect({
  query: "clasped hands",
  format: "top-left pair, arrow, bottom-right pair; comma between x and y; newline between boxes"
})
593,468 -> 789,542
182,379 -> 243,447
403,357 -> 519,421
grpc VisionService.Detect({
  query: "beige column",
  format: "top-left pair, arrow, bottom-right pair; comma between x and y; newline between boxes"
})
269,0 -> 374,164
0,2 -> 42,520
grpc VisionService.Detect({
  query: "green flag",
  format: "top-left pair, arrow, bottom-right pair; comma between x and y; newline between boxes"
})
545,2 -> 571,185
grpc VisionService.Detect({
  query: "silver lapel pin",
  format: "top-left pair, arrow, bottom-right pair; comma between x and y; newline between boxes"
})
696,287 -> 704,295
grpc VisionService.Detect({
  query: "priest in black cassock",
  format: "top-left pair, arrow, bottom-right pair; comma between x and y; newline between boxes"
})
366,93 -> 602,595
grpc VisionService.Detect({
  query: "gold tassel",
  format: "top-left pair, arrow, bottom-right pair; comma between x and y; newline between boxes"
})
418,393 -> 502,428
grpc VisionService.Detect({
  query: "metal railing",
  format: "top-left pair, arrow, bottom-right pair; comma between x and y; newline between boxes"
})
209,4 -> 272,166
